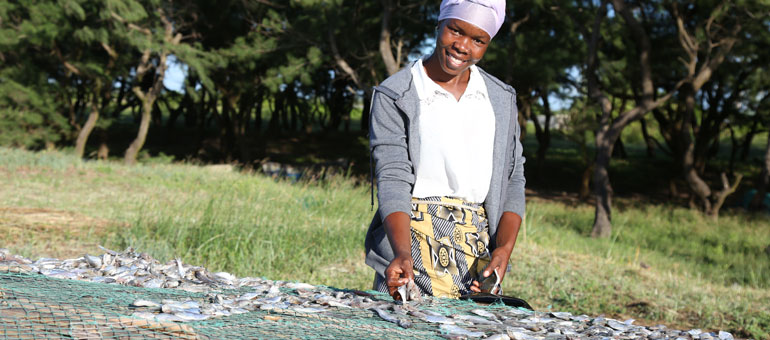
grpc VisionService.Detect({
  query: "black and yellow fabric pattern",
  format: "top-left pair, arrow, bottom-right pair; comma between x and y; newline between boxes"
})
408,196 -> 491,298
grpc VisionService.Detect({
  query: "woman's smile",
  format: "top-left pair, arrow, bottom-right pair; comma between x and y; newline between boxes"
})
445,50 -> 468,69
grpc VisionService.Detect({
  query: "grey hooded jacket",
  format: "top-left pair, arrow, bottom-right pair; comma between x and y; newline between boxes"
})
364,61 -> 526,279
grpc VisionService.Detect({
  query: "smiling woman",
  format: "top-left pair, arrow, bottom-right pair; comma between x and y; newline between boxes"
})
364,0 -> 527,300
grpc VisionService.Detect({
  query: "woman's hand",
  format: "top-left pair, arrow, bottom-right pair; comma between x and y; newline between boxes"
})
383,211 -> 414,299
385,254 -> 415,298
470,247 -> 511,293
470,211 -> 522,294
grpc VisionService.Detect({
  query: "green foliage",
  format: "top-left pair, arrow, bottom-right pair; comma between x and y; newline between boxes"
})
0,75 -> 69,148
59,0 -> 87,21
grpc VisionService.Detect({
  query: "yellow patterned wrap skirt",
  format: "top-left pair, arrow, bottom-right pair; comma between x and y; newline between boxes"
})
374,196 -> 492,298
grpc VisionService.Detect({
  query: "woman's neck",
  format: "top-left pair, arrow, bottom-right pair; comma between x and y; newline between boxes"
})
423,53 -> 471,101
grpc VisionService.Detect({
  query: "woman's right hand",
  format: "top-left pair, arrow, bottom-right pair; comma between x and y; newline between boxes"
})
385,254 -> 414,298
382,211 -> 414,299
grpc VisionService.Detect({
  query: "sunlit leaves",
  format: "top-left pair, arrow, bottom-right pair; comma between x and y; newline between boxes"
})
59,0 -> 86,21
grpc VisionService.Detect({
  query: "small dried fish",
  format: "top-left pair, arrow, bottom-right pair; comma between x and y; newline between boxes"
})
175,312 -> 211,321
439,324 -> 484,338
286,282 -> 315,290
143,278 -> 165,289
83,254 -> 102,268
212,272 -> 236,285
131,299 -> 161,309
98,245 -> 119,256
258,296 -> 282,304
291,306 -> 327,314
471,308 -> 498,319
237,292 -> 260,301
154,313 -> 185,322
259,303 -> 288,311
175,258 -> 185,278
89,277 -> 116,284
395,279 -> 421,304
266,285 -> 281,297
424,314 -> 456,325
373,308 -> 411,329
454,314 -> 501,326
41,269 -> 78,279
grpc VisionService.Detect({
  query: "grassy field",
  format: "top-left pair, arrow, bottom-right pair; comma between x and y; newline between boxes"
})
1,146 -> 769,339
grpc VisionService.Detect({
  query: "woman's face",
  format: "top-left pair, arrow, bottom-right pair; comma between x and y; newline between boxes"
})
434,19 -> 491,78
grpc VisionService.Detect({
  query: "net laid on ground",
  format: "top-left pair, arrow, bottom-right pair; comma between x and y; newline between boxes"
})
1,249 -> 737,340
0,269 -> 505,340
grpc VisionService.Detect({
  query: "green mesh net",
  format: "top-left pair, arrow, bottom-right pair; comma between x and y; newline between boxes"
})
0,270 -> 519,339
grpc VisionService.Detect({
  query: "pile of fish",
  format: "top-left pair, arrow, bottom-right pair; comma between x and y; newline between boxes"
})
0,247 -> 737,340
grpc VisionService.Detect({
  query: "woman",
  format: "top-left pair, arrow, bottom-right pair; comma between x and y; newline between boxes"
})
364,0 -> 525,299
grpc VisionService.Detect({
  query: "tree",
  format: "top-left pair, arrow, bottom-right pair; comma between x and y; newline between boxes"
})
120,6 -> 182,164
0,0 -> 121,152
484,0 -> 584,172
649,1 -> 768,217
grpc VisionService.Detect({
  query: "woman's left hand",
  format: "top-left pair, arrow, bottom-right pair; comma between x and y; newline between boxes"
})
469,211 -> 521,294
469,247 -> 511,293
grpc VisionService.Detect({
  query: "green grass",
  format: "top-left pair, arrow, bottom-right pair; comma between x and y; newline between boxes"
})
1,146 -> 769,338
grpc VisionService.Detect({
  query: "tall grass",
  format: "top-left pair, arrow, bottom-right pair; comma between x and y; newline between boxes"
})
1,147 -> 769,338
111,174 -> 373,288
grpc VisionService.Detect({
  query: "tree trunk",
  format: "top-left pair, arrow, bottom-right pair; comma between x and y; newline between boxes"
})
710,172 -> 742,218
639,117 -> 655,157
681,84 -> 713,212
728,124 -> 738,176
74,101 -> 100,158
219,94 -> 235,161
579,131 -> 593,200
751,135 -> 770,211
235,94 -> 252,163
268,94 -> 281,135
591,127 -> 615,238
586,1 -> 614,238
740,115 -> 760,161
579,164 -> 593,201
254,88 -> 264,132
379,0 -> 399,76
535,91 -> 552,170
74,80 -> 102,159
124,98 -> 154,164
123,10 -> 179,165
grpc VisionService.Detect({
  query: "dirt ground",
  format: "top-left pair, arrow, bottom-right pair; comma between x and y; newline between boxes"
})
0,207 -> 119,259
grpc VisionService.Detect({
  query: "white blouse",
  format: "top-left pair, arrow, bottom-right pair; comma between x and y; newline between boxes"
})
410,57 -> 495,203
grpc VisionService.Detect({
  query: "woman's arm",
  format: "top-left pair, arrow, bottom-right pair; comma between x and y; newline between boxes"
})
383,211 -> 414,296
369,90 -> 415,222
472,93 -> 526,293
369,89 -> 416,296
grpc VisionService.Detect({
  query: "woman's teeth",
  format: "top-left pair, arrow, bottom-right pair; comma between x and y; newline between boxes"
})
446,52 -> 465,66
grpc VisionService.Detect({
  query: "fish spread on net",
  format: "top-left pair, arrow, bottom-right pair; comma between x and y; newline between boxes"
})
0,247 -> 738,340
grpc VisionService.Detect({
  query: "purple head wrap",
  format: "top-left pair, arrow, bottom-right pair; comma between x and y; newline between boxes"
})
438,0 -> 506,39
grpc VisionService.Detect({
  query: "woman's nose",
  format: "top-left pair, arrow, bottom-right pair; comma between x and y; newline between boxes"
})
452,38 -> 470,54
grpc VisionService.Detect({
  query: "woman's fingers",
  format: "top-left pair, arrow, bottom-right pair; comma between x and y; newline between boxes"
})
385,256 -> 414,297
485,250 -> 510,280
470,280 -> 481,292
